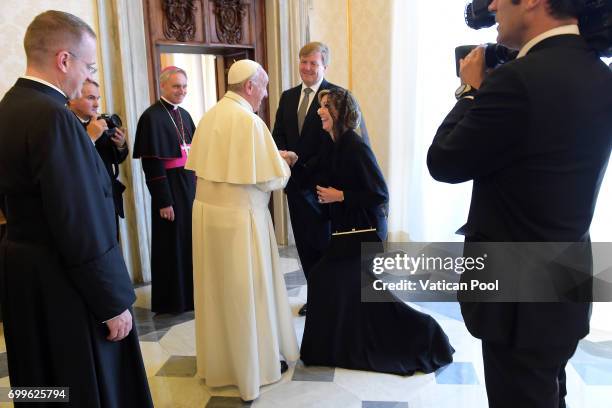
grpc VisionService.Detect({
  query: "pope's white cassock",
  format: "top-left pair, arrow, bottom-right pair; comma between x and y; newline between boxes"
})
185,90 -> 299,401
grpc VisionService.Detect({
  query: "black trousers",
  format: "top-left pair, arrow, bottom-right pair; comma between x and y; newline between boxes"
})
481,340 -> 578,408
286,191 -> 330,280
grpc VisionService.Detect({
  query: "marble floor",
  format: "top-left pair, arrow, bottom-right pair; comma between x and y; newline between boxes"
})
1,246 -> 612,407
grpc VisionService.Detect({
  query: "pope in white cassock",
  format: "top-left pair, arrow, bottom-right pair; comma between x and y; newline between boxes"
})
185,59 -> 299,401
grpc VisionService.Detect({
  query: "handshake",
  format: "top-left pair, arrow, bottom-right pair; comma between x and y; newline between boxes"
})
279,150 -> 298,167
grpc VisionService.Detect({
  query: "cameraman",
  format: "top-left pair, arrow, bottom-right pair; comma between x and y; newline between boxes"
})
427,1 -> 612,407
69,79 -> 128,238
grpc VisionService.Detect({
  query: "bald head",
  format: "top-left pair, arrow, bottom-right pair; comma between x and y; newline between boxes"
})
24,10 -> 96,68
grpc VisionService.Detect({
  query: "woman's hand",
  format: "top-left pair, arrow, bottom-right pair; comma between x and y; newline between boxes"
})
316,185 -> 344,204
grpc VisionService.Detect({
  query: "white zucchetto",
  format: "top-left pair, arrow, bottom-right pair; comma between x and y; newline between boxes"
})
227,59 -> 261,85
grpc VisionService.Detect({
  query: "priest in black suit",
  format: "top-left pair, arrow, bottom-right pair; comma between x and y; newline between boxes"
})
69,79 -> 128,237
427,1 -> 612,407
0,10 -> 152,407
272,42 -> 339,316
133,66 -> 196,314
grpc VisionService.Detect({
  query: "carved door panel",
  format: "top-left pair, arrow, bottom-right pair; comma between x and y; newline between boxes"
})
207,0 -> 253,45
161,0 -> 200,42
143,0 -> 269,123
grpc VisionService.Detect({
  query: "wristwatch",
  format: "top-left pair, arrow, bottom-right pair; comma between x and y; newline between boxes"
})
455,83 -> 477,100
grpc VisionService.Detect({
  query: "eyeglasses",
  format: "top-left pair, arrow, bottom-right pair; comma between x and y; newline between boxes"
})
68,51 -> 98,75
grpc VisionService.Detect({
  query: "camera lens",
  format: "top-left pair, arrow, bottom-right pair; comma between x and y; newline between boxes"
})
465,0 -> 495,30
109,114 -> 122,129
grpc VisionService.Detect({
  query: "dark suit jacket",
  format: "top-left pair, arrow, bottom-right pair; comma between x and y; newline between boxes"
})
427,35 -> 612,347
95,133 -> 128,218
78,119 -> 129,218
273,79 -> 337,193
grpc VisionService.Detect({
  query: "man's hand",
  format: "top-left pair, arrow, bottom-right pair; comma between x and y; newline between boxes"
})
106,309 -> 132,341
279,150 -> 298,167
160,206 -> 175,221
316,185 -> 344,204
111,127 -> 127,149
459,45 -> 487,90
86,118 -> 108,143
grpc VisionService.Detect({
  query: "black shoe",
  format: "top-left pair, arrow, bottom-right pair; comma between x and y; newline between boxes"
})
298,304 -> 307,316
280,360 -> 288,374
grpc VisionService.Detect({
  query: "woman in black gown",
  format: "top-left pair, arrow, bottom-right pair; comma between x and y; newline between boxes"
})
300,88 -> 454,375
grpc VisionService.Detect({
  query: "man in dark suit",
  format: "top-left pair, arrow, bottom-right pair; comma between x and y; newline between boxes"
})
427,0 -> 612,407
69,79 -> 128,237
273,42 -> 337,316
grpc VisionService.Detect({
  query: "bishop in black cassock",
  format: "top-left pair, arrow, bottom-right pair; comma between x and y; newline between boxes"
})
133,66 -> 196,314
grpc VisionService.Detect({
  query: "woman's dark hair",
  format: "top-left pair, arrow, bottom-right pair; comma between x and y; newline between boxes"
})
318,87 -> 362,139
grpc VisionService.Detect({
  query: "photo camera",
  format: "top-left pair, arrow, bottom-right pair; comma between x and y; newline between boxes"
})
455,0 -> 612,76
97,113 -> 123,136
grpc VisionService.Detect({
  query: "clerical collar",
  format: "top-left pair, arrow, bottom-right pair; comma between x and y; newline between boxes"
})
160,96 -> 179,110
517,25 -> 580,59
224,91 -> 253,112
22,75 -> 67,98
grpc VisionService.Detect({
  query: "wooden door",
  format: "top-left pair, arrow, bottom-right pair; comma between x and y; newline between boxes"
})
143,0 -> 269,123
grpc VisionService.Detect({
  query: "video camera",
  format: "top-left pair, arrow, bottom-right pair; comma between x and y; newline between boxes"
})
97,113 -> 123,136
455,0 -> 612,76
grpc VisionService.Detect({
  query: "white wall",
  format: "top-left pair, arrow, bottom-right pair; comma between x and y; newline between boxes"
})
309,0 -> 392,183
0,1 -> 99,98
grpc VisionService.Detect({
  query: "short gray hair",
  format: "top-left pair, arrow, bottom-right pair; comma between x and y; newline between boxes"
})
159,66 -> 187,85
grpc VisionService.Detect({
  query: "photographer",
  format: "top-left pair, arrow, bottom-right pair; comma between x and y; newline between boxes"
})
427,0 -> 612,407
69,79 -> 128,238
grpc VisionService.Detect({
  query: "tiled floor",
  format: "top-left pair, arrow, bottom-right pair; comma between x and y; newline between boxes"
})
0,246 -> 611,407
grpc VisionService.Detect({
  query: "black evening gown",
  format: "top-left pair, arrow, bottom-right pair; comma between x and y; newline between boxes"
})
300,129 -> 454,375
